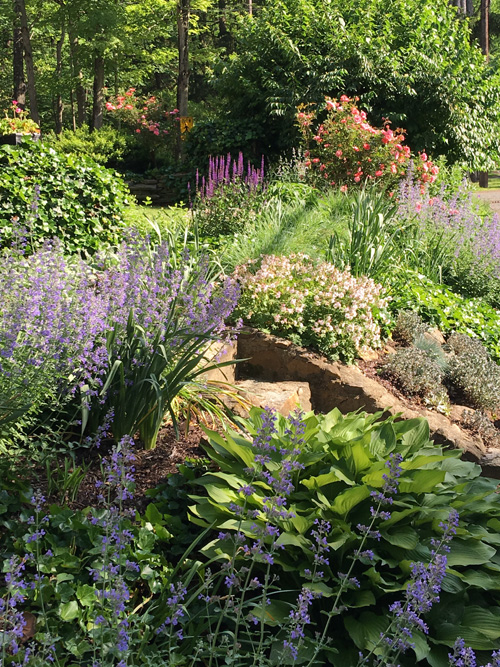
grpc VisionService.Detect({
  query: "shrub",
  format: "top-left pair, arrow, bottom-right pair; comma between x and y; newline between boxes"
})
382,347 -> 446,401
192,152 -> 267,237
387,270 -> 500,362
233,253 -> 388,363
44,125 -> 129,166
446,334 -> 500,411
392,311 -> 428,346
298,96 -> 439,192
0,143 -> 129,254
0,100 -> 40,136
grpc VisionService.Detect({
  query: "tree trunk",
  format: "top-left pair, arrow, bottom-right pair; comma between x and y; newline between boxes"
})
176,0 -> 190,159
13,2 -> 26,107
68,29 -> 86,127
15,0 -> 39,123
54,18 -> 65,134
481,0 -> 490,61
91,54 -> 105,131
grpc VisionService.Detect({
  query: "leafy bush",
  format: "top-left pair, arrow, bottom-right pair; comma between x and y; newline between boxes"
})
233,253 -> 388,362
44,125 -> 129,166
387,270 -> 500,362
392,311 -> 428,346
446,334 -> 500,411
193,152 -> 267,237
382,347 -> 446,402
0,143 -> 129,254
189,407 -> 500,666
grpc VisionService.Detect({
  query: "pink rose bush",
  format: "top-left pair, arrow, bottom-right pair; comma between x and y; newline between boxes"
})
233,253 -> 388,362
297,96 -> 438,192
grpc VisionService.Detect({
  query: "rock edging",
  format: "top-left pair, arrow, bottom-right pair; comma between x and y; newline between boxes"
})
236,328 -> 499,474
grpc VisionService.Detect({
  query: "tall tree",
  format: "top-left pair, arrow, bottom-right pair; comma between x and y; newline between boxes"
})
12,0 -> 26,106
14,0 -> 39,122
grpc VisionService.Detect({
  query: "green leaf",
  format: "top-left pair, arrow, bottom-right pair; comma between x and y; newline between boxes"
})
76,584 -> 97,607
59,600 -> 79,622
330,486 -> 370,515
447,539 -> 496,567
380,526 -> 419,549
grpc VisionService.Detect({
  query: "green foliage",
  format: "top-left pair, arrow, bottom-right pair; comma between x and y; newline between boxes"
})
190,407 -> 500,665
0,142 -> 129,254
215,0 -> 500,168
446,334 -> 500,411
387,270 -> 500,362
382,347 -> 447,403
233,253 -> 388,363
392,311 -> 428,347
44,126 -> 129,166
326,187 -> 403,278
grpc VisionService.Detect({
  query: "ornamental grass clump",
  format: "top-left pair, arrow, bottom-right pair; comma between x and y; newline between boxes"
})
233,253 -> 387,363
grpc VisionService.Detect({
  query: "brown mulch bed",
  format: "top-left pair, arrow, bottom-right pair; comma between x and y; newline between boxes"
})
12,421 -> 212,514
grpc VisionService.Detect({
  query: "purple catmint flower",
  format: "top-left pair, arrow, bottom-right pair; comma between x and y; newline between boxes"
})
449,638 -> 477,666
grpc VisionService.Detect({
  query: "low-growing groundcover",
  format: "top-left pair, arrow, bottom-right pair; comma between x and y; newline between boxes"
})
1,407 -> 500,666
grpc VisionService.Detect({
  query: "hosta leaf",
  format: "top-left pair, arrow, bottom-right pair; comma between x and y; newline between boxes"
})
380,526 -> 419,549
301,470 -> 350,490
330,485 -> 370,515
447,539 -> 496,567
398,469 -> 446,493
460,569 -> 500,590
393,417 -> 430,451
344,612 -> 388,650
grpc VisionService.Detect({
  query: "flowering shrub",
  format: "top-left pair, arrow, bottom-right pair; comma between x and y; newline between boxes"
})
105,87 -> 180,163
298,95 -> 438,192
233,253 -> 388,362
192,152 -> 266,236
0,101 -> 40,136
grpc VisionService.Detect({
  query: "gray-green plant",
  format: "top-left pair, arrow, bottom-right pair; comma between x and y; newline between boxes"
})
446,334 -> 500,411
392,311 -> 429,347
382,347 -> 446,402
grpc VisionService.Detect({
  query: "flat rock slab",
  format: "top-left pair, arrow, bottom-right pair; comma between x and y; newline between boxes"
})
234,379 -> 312,417
236,328 -> 500,475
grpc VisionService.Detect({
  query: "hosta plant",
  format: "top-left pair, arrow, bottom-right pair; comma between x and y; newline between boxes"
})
189,407 -> 500,666
233,253 -> 388,363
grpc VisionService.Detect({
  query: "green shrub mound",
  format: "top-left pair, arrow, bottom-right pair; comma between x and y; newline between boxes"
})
190,408 -> 500,666
0,142 -> 129,254
387,269 -> 500,363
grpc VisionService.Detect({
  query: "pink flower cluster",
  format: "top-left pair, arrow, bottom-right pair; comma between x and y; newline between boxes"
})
297,96 -> 438,192
234,254 -> 388,362
105,88 -> 179,137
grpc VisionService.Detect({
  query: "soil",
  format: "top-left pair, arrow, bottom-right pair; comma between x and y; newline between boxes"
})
19,421 -> 211,515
